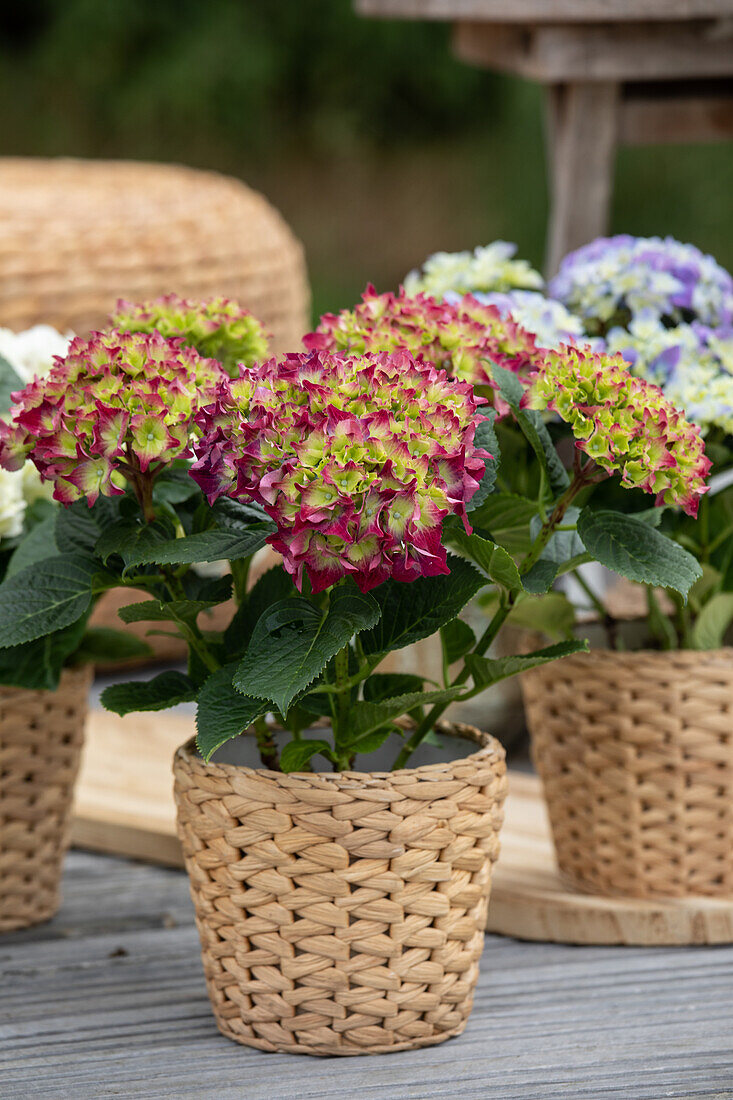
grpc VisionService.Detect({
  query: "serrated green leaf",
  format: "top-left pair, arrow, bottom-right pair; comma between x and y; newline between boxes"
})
95,519 -> 172,567
0,353 -> 23,414
343,687 -> 465,746
361,557 -> 485,658
0,555 -> 96,646
101,671 -> 197,716
444,528 -> 522,591
133,523 -> 274,566
468,410 -> 499,511
55,504 -> 102,555
578,509 -> 702,598
470,492 -> 538,555
0,616 -> 88,691
691,593 -> 733,650
363,672 -> 425,702
196,664 -> 268,761
521,558 -> 559,594
117,598 -> 218,624
507,592 -> 576,642
224,565 -> 297,655
348,727 -> 393,757
73,627 -> 153,664
280,738 -> 333,773
234,581 -> 381,715
465,640 -> 588,692
492,363 -> 569,493
6,515 -> 58,577
440,619 -> 476,665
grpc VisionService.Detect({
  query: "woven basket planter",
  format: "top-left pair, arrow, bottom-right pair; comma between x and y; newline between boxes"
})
523,649 -> 733,899
0,157 -> 309,355
0,666 -> 91,932
173,724 -> 507,1056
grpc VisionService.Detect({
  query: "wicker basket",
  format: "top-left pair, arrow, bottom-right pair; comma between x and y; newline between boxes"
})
0,157 -> 309,355
0,666 -> 91,932
523,649 -> 733,899
173,723 -> 507,1056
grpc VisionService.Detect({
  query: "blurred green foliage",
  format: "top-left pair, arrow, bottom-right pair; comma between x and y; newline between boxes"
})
0,0 -> 731,320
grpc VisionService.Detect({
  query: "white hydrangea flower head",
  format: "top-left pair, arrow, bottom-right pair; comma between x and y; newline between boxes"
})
0,324 -> 73,384
0,324 -> 73,547
0,467 -> 27,540
404,241 -> 543,298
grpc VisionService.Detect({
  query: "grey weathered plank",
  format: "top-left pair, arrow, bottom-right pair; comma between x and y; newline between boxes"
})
1,851 -> 732,1099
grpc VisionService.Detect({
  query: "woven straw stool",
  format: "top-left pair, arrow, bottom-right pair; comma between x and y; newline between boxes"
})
173,724 -> 507,1056
0,666 -> 91,932
523,649 -> 733,899
0,157 -> 309,355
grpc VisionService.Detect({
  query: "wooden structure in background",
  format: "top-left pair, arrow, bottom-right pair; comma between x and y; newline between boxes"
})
356,0 -> 733,272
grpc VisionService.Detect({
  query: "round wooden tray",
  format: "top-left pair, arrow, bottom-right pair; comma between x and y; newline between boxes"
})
488,772 -> 733,946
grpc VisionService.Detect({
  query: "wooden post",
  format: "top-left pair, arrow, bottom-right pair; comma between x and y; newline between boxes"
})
544,81 -> 619,275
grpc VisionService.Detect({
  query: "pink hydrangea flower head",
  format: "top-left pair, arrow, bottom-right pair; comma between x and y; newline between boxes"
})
0,329 -> 227,506
192,348 -> 491,593
111,293 -> 269,377
523,345 -> 711,517
304,286 -> 548,414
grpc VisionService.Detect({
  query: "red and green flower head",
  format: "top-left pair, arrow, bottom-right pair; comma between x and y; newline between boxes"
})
0,329 -> 226,506
524,345 -> 711,516
304,286 -> 547,413
111,293 -> 269,377
192,348 -> 490,593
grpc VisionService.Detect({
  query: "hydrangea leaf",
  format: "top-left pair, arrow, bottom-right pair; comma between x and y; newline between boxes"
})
234,582 -> 381,716
6,515 -> 58,577
342,688 -> 465,747
0,555 -> 96,646
691,593 -> 733,650
360,558 -> 485,658
465,640 -> 588,693
196,664 -> 269,762
468,410 -> 499,511
0,353 -> 23,414
440,618 -> 476,665
280,739 -> 333,774
133,523 -> 274,566
577,509 -> 702,598
443,528 -> 522,592
470,492 -> 538,555
101,671 -> 198,716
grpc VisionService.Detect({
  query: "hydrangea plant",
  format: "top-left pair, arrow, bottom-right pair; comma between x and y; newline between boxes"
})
404,241 -> 543,299
305,285 -> 548,413
548,235 -> 733,335
0,296 -> 707,770
542,235 -> 733,650
111,293 -> 269,377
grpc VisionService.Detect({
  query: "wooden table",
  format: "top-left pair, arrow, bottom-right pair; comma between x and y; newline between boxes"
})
2,850 -> 732,1097
356,0 -> 733,272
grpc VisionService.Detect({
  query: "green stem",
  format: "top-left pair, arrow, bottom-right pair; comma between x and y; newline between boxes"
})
330,642 -> 353,770
392,595 -> 513,771
391,464 -> 604,771
231,557 -> 251,606
571,568 -> 620,650
164,568 -> 220,674
253,716 -> 280,770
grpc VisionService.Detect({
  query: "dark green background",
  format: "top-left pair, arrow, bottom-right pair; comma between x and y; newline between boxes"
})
3,0 -> 732,318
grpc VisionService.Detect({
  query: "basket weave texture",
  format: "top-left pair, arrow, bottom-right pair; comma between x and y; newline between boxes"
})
0,157 -> 309,355
173,725 -> 507,1056
0,666 -> 91,932
523,649 -> 733,899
